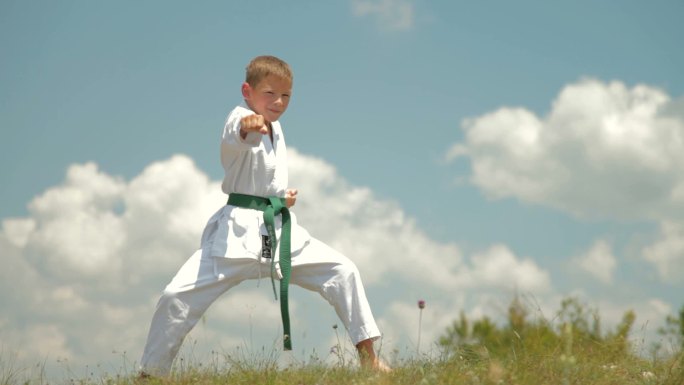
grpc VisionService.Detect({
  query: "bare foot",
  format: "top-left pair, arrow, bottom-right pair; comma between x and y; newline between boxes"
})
356,338 -> 391,372
370,358 -> 392,373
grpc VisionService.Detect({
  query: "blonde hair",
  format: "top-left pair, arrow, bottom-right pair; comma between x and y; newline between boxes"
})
245,55 -> 293,86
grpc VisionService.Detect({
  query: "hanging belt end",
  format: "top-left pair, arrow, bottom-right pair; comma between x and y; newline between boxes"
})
283,335 -> 292,351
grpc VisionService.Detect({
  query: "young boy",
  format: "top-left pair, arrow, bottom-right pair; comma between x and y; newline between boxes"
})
139,55 -> 389,376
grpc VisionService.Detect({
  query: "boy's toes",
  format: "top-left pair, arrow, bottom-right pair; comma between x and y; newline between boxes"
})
372,359 -> 392,373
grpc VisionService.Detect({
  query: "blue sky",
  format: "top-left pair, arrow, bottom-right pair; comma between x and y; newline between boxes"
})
1,0 -> 683,379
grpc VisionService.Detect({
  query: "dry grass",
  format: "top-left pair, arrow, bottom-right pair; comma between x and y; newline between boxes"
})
4,344 -> 682,385
5,296 -> 683,385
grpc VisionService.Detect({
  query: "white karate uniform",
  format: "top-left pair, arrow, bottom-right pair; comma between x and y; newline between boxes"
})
140,104 -> 381,376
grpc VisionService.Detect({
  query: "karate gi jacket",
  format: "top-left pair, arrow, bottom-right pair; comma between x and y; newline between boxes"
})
199,104 -> 312,273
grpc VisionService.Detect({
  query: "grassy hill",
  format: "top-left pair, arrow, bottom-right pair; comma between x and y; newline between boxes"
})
3,296 -> 683,384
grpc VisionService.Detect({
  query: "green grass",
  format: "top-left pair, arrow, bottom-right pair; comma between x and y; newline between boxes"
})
151,344 -> 682,385
3,344 -> 682,385
4,296 -> 684,384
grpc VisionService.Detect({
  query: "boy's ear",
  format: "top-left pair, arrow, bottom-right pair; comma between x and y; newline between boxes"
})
241,82 -> 251,99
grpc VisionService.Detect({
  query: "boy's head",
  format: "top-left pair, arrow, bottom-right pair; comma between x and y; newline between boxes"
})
242,55 -> 293,123
245,55 -> 293,87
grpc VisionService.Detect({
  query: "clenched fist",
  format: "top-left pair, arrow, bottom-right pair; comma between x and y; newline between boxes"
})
285,189 -> 298,208
240,114 -> 269,139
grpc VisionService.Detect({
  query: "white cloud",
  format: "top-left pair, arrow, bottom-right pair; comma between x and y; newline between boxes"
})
0,149 -> 625,380
574,240 -> 617,284
2,217 -> 35,248
447,79 -> 684,222
23,162 -> 127,278
0,155 -> 224,377
376,300 -> 441,353
457,244 -> 551,293
4,142 -> 674,383
288,149 -> 466,289
643,221 -> 684,284
351,0 -> 414,31
593,297 -> 672,349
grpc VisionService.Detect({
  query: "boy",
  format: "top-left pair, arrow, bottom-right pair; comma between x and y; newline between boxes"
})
139,55 -> 389,376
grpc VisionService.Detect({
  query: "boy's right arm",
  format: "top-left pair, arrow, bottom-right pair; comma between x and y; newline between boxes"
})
222,108 -> 266,148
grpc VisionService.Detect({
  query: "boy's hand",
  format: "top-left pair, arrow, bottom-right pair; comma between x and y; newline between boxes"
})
285,189 -> 298,208
240,114 -> 269,139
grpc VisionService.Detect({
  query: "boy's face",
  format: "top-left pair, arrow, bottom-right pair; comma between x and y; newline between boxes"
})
242,74 -> 292,123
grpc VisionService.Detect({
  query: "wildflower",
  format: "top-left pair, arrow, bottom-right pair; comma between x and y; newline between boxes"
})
642,371 -> 656,380
417,299 -> 425,355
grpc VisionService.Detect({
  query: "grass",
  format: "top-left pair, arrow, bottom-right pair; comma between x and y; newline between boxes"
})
146,342 -> 683,385
3,342 -> 683,385
4,296 -> 684,384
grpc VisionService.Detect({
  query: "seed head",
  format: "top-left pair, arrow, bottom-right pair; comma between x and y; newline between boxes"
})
418,300 -> 426,309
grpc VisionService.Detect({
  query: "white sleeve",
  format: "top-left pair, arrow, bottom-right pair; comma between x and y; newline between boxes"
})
222,105 -> 261,149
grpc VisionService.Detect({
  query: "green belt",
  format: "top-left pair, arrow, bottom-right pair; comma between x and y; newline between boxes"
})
227,193 -> 293,350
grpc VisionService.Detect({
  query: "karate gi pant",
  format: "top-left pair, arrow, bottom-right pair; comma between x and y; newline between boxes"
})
140,238 -> 381,376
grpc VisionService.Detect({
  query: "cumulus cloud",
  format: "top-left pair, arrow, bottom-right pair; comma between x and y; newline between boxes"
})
0,150 -> 554,378
593,297 -> 673,347
643,221 -> 684,284
446,78 -> 684,285
574,240 -> 617,284
457,244 -> 551,292
288,149 -> 550,296
0,155 -> 224,375
375,300 -> 449,352
447,79 -> 684,222
351,0 -> 414,31
288,149 -> 465,288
